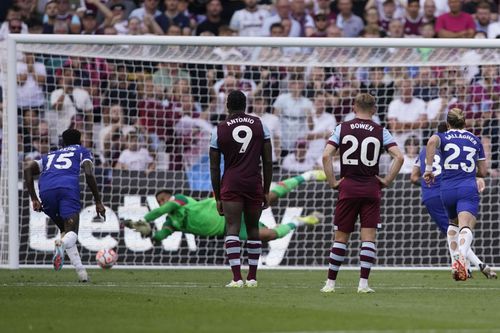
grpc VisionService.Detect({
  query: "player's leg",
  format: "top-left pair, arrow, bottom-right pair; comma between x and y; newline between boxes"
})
357,198 -> 380,293
258,212 -> 323,241
441,189 -> 468,281
456,189 -> 496,279
321,199 -> 358,293
423,197 -> 450,235
243,202 -> 263,287
423,197 -> 466,272
40,190 -> 66,272
222,200 -> 244,287
446,220 -> 460,264
57,190 -> 86,280
268,170 -> 326,206
453,186 -> 481,280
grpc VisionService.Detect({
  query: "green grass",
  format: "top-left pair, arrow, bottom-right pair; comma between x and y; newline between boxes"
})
1,269 -> 499,333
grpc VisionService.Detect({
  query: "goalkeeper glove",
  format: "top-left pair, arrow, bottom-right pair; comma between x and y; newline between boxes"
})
123,219 -> 152,238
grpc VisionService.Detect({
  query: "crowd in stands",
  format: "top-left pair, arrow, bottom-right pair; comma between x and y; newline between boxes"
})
0,0 -> 499,189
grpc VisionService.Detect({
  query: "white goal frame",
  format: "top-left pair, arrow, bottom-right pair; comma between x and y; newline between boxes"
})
4,35 -> 500,269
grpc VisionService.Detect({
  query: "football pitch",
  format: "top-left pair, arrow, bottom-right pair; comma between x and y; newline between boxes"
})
1,269 -> 499,333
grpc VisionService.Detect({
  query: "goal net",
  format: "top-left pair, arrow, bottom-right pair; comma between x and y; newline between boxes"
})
1,36 -> 499,268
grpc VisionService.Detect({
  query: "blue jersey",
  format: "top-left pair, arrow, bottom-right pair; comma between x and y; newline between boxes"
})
436,130 -> 485,190
36,145 -> 93,194
415,147 -> 442,202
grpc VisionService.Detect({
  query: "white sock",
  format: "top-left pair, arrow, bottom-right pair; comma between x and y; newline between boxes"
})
466,248 -> 482,267
325,279 -> 335,288
447,224 -> 459,263
62,231 -> 78,249
459,227 -> 473,259
289,217 -> 302,227
66,245 -> 84,271
359,278 -> 369,289
301,171 -> 313,181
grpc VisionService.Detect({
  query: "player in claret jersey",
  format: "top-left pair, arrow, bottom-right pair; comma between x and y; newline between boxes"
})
210,90 -> 273,288
24,129 -> 106,282
411,123 -> 496,279
424,108 -> 489,281
321,93 -> 404,293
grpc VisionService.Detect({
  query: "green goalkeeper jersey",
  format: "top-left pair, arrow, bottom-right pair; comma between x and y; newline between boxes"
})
144,194 -> 226,237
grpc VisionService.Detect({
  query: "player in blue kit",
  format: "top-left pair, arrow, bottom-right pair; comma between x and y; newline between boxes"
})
412,124 -> 496,279
424,109 -> 488,281
24,129 -> 106,282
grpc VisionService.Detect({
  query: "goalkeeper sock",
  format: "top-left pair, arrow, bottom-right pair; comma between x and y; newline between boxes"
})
61,231 -> 78,249
466,249 -> 483,267
447,224 -> 459,264
360,241 -> 376,281
271,176 -> 305,198
327,242 -> 346,281
65,245 -> 84,271
273,223 -> 296,239
458,227 -> 473,259
225,235 -> 242,282
246,240 -> 262,281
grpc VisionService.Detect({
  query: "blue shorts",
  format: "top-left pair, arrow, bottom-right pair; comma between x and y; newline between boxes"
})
423,196 -> 449,234
440,186 -> 480,220
40,188 -> 81,222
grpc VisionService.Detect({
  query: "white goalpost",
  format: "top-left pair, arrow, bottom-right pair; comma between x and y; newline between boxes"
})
1,35 -> 499,269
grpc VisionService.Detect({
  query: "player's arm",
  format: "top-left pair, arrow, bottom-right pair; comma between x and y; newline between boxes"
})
82,160 -> 105,219
144,201 -> 179,222
209,147 -> 223,214
23,161 -> 42,212
424,134 -> 440,184
410,165 -> 421,186
476,159 -> 487,178
322,143 -> 341,189
410,154 -> 421,186
262,140 -> 273,209
377,145 -> 404,187
151,217 -> 176,243
209,148 -> 221,202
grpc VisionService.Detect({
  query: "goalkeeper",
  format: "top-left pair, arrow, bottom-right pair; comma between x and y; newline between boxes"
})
125,171 -> 325,242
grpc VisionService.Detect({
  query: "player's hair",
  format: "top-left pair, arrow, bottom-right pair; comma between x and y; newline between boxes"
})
447,108 -> 466,129
407,0 -> 419,5
354,93 -> 376,113
62,128 -> 81,146
437,122 -> 448,133
226,90 -> 247,113
155,189 -> 173,198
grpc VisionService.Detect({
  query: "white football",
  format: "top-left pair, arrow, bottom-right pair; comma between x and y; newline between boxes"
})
96,249 -> 118,269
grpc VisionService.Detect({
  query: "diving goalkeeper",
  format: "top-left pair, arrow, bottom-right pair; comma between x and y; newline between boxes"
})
125,171 -> 325,242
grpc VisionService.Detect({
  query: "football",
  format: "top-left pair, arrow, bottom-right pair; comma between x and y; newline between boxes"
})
96,249 -> 118,269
